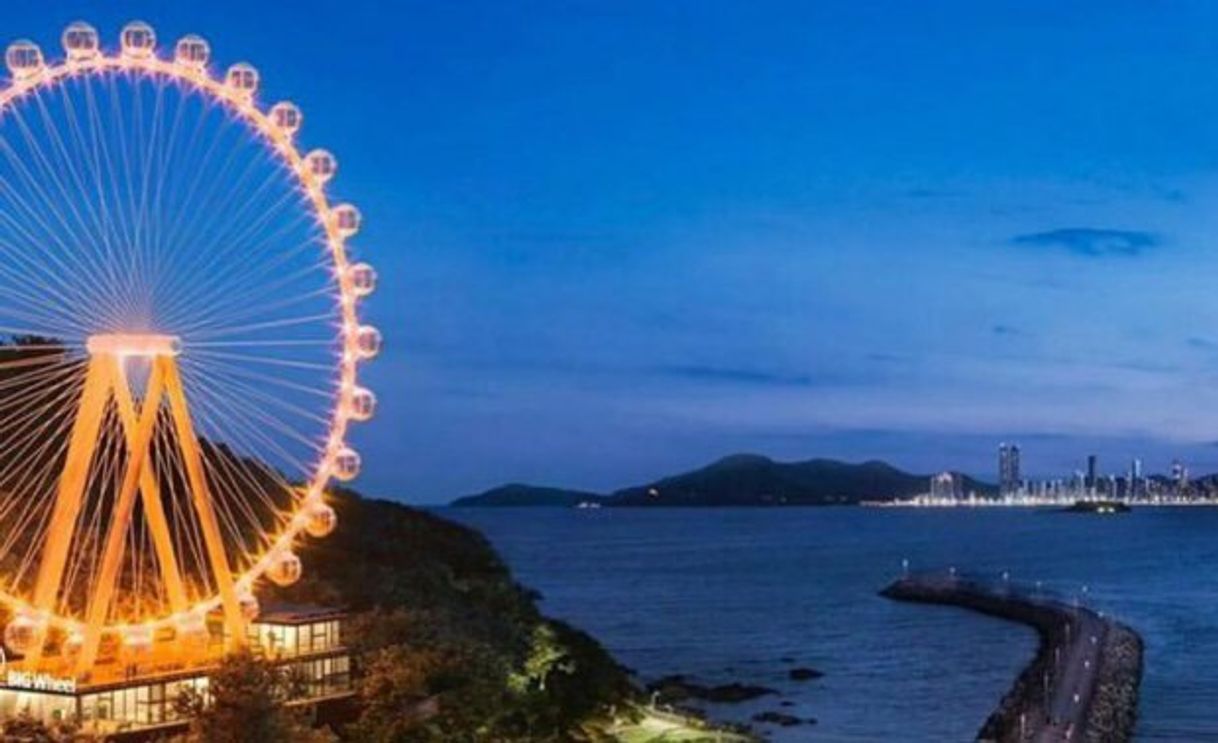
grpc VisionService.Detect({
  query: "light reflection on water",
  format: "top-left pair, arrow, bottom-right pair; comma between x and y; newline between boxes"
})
447,506 -> 1218,741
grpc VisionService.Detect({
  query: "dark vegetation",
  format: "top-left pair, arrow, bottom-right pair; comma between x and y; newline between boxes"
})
267,487 -> 638,741
456,453 -> 995,507
173,650 -> 333,743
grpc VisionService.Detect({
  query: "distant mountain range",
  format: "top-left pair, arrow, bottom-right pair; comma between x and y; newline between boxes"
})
451,454 -> 995,507
449,483 -> 605,508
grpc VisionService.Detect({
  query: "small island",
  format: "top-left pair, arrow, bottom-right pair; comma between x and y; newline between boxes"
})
1062,500 -> 1131,515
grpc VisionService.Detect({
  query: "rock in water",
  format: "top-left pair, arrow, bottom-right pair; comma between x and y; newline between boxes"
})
647,675 -> 778,703
753,711 -> 811,727
789,667 -> 824,681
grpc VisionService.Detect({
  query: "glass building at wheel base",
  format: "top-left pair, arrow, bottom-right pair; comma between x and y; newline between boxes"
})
0,604 -> 352,737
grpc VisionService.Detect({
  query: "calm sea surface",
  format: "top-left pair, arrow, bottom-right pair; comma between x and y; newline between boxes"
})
446,507 -> 1218,741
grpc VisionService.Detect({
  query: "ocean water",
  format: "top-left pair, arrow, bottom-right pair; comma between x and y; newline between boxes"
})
447,507 -> 1218,741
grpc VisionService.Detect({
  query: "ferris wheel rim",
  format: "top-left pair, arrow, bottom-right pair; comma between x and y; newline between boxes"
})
0,23 -> 376,638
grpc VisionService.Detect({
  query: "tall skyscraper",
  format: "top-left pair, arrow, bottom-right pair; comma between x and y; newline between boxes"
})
930,472 -> 962,501
1130,458 -> 1143,498
1086,454 -> 1097,491
1171,460 -> 1188,494
998,443 -> 1021,496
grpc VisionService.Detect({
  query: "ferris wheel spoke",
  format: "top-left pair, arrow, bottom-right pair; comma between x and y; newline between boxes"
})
29,92 -> 131,313
0,414 -> 79,531
0,383 -> 86,499
0,364 -> 83,433
187,315 -> 337,342
183,360 -> 331,428
2,109 -> 103,273
0,367 -> 82,416
137,75 -> 176,312
0,354 -> 83,379
184,366 -> 324,466
54,80 -> 130,306
166,245 -> 330,335
0,182 -> 134,329
159,154 -> 301,313
186,349 -> 335,372
179,355 -> 335,400
187,339 -> 335,349
85,70 -> 143,321
200,442 -> 282,562
147,80 -> 189,272
188,395 -> 302,557
182,368 -> 308,493
179,166 -> 308,282
105,71 -> 145,292
83,72 -> 142,310
3,484 -> 55,591
155,100 -> 239,261
154,422 -> 212,601
0,293 -> 94,335
4,421 -> 73,589
159,122 -> 269,272
0,213 -> 123,329
64,421 -> 123,617
29,88 -> 124,300
133,74 -> 172,301
163,208 -> 317,325
186,155 -> 298,264
77,429 -> 131,619
183,384 -> 292,495
0,257 -> 110,330
0,128 -> 127,324
0,175 -> 124,322
177,286 -> 334,339
0,387 -> 82,570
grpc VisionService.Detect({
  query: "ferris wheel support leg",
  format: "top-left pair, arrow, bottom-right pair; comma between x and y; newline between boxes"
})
75,360 -> 167,675
26,358 -> 113,668
111,364 -> 189,614
162,358 -> 246,649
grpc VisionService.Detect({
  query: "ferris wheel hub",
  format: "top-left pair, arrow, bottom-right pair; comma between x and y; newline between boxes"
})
86,334 -> 182,358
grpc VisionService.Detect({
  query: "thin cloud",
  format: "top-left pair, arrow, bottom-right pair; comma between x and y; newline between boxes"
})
1011,228 -> 1159,257
655,365 -> 815,387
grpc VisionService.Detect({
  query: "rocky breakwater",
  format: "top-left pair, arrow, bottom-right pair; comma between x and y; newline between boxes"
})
881,571 -> 1143,742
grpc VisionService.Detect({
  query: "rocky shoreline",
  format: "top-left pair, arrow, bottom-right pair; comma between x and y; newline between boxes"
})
1083,621 -> 1142,742
881,572 -> 1143,742
645,665 -> 823,733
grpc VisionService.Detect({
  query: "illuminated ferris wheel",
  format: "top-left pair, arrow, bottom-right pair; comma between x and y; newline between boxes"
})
0,21 -> 380,675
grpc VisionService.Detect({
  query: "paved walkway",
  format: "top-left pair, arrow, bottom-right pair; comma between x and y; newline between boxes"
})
883,571 -> 1118,742
607,707 -> 753,742
1037,603 -> 1106,741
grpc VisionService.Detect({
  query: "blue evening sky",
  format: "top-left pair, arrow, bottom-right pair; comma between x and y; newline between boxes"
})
10,1 -> 1218,501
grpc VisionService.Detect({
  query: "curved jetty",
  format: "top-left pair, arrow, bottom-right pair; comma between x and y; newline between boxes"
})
881,572 -> 1142,742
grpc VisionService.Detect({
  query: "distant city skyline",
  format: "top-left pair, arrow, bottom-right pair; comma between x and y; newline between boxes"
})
18,2 -> 1218,501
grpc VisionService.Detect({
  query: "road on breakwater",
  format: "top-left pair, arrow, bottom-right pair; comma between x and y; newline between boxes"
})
882,571 -> 1142,742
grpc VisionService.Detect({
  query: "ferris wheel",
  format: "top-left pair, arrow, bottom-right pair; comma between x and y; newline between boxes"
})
0,21 -> 380,675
